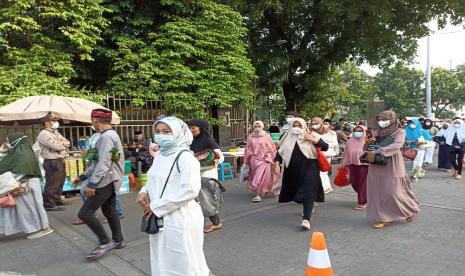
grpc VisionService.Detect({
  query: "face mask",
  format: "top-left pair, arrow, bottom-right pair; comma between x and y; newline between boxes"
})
52,121 -> 60,129
286,117 -> 294,124
443,124 -> 449,129
91,125 -> 96,131
311,124 -> 320,130
454,123 -> 461,129
154,135 -> 177,148
291,127 -> 303,135
378,120 -> 391,128
323,124 -> 329,129
425,122 -> 431,126
409,124 -> 416,129
353,132 -> 364,138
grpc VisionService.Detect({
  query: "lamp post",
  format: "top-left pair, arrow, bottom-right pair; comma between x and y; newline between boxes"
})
425,28 -> 432,118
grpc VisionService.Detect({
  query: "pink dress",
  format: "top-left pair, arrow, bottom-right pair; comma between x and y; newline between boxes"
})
245,135 -> 278,195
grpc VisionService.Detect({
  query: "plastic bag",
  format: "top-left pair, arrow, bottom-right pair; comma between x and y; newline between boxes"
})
239,164 -> 249,183
333,166 -> 350,187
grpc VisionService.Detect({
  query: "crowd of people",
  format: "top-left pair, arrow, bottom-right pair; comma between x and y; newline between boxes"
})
2,107 -> 465,275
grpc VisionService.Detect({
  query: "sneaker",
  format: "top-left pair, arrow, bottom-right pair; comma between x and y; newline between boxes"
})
55,200 -> 71,206
114,240 -> 127,249
252,195 -> 262,202
27,227 -> 54,239
45,206 -> 65,212
301,220 -> 311,230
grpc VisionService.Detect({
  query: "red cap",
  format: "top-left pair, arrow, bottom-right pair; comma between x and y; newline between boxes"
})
91,109 -> 112,119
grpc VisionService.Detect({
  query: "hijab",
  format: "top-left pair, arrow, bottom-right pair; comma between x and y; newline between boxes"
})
342,125 -> 366,166
444,119 -> 465,145
374,110 -> 402,137
155,117 -> 193,156
423,119 -> 433,130
310,117 -> 325,134
405,118 -> 432,142
278,118 -> 319,167
250,121 -> 267,138
187,119 -> 219,153
0,132 -> 42,178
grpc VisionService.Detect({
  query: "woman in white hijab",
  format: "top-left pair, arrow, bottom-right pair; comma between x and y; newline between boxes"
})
136,116 -> 212,276
443,118 -> 465,180
273,118 -> 329,230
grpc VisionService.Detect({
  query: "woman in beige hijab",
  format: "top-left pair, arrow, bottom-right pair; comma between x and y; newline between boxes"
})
273,118 -> 329,230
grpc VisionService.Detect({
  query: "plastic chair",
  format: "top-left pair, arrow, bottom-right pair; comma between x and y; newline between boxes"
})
219,162 -> 234,181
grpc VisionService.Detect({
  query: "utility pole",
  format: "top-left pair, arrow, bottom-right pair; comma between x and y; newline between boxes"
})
425,31 -> 432,118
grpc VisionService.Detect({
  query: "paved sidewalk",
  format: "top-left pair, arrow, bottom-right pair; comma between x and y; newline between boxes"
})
2,161 -> 465,275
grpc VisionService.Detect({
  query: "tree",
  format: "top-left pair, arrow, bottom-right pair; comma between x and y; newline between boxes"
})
223,0 -> 465,111
0,0 -> 108,105
101,0 -> 256,118
373,64 -> 424,118
431,67 -> 465,118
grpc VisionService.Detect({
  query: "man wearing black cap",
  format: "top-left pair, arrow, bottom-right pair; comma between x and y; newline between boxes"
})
73,108 -> 126,259
37,113 -> 70,211
126,130 -> 152,175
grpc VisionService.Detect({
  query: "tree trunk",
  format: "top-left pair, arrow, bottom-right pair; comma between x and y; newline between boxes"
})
283,79 -> 303,113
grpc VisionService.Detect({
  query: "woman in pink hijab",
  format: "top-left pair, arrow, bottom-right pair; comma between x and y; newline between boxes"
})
342,125 -> 369,210
244,121 -> 278,202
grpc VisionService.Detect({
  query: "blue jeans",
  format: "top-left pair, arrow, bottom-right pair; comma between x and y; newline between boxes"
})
80,183 -> 124,218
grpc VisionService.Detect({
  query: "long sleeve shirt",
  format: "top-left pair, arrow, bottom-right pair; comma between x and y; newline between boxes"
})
36,128 -> 70,159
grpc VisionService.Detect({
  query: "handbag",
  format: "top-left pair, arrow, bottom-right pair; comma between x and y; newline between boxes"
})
333,166 -> 350,187
402,148 -> 417,160
0,194 -> 16,208
141,150 -> 188,235
0,172 -> 20,196
316,147 -> 332,172
359,145 -> 388,165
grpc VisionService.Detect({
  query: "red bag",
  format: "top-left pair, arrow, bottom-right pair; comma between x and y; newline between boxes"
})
316,147 -> 332,172
0,194 -> 16,208
334,166 -> 350,187
402,148 -> 417,160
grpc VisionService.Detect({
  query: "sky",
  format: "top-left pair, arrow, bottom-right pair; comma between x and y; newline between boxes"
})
360,22 -> 465,75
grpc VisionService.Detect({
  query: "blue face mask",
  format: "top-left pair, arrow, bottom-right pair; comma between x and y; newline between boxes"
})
353,132 -> 364,138
154,135 -> 176,149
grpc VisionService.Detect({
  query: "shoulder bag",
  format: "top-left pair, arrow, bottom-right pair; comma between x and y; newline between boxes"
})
141,150 -> 189,235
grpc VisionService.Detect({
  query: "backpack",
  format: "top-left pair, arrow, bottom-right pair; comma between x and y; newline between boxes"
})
197,177 -> 226,217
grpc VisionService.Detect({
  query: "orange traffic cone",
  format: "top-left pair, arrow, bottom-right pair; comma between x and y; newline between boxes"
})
305,232 -> 334,276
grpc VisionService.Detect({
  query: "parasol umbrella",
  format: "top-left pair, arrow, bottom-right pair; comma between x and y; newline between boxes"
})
0,95 -> 120,125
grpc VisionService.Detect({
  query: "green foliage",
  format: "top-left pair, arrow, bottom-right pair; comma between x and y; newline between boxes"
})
223,0 -> 465,111
373,64 -> 425,118
431,67 -> 465,118
103,0 -> 256,118
0,0 -> 108,105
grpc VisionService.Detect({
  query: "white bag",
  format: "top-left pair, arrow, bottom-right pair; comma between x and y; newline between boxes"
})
0,171 -> 20,196
239,164 -> 249,183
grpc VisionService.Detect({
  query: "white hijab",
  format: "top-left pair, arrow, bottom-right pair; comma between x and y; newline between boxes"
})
278,118 -> 319,168
155,117 -> 193,156
444,119 -> 465,145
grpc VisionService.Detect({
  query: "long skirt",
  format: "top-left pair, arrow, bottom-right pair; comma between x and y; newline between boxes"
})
438,144 -> 453,169
348,165 -> 368,205
248,157 -> 276,195
0,178 -> 49,235
320,157 -> 333,192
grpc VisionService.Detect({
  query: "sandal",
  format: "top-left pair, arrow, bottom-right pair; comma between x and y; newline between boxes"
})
86,242 -> 117,260
406,216 -> 415,223
353,204 -> 367,211
204,223 -> 223,234
252,195 -> 262,202
72,218 -> 85,225
454,175 -> 462,180
372,222 -> 389,229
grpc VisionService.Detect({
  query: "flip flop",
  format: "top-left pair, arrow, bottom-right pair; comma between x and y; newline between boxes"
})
204,224 -> 223,233
353,205 -> 367,211
86,242 -> 117,260
372,222 -> 389,229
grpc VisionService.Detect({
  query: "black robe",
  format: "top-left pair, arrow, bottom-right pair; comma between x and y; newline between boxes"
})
276,140 -> 328,204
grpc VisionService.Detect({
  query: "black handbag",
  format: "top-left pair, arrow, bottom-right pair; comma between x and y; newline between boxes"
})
359,145 -> 388,165
141,150 -> 188,234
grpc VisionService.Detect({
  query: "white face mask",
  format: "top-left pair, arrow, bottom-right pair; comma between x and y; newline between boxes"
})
378,120 -> 391,128
52,121 -> 60,129
91,125 -> 96,131
353,131 -> 364,138
409,124 -> 416,129
425,122 -> 431,126
454,123 -> 461,129
323,124 -> 329,129
291,127 -> 303,135
311,124 -> 320,130
286,117 -> 294,124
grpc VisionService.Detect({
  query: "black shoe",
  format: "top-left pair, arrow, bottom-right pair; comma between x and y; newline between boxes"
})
45,206 -> 65,212
56,201 -> 71,206
114,240 -> 127,249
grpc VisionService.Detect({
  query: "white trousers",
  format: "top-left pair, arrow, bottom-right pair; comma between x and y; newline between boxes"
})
424,143 -> 435,164
413,149 -> 426,169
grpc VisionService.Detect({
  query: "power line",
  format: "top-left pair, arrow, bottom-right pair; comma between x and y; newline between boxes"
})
432,30 -> 465,36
